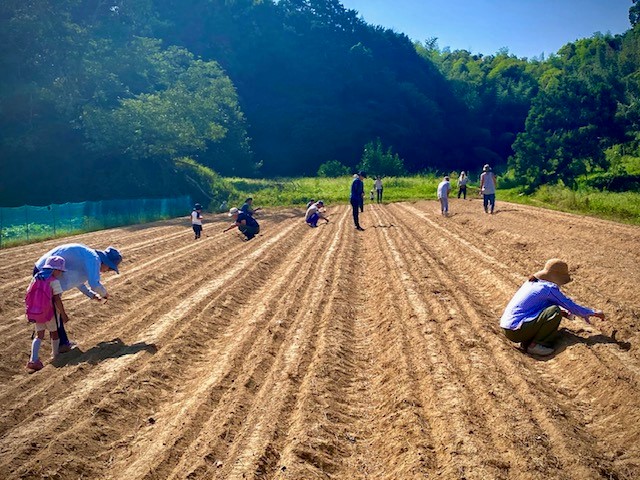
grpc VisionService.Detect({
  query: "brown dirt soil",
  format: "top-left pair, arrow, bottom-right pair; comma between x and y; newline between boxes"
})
0,199 -> 639,479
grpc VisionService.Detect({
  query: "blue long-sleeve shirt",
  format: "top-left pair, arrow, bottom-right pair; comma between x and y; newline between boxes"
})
351,177 -> 364,200
34,243 -> 108,298
500,279 -> 595,330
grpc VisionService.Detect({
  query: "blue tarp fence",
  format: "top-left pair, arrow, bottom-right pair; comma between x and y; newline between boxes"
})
0,195 -> 192,248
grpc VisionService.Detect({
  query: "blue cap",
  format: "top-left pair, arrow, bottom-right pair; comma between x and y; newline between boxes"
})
97,246 -> 122,274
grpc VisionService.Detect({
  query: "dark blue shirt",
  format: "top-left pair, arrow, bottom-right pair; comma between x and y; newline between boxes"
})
351,177 -> 364,200
237,212 -> 259,228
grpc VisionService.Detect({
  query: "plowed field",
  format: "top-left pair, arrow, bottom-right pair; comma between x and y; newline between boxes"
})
1,199 -> 639,480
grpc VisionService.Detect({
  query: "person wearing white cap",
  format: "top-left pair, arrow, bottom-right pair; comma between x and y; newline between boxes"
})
500,259 -> 605,356
480,164 -> 497,214
437,176 -> 451,216
223,207 -> 260,240
33,243 -> 122,352
25,255 -> 70,372
457,171 -> 468,199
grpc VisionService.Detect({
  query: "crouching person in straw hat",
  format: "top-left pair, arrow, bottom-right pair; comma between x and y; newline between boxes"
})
224,207 -> 260,240
500,259 -> 605,356
33,243 -> 123,353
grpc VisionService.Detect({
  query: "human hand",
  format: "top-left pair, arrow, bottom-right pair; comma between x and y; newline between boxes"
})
591,310 -> 605,321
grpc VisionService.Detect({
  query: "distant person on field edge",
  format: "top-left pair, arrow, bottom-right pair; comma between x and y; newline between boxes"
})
437,176 -> 451,216
191,203 -> 203,240
480,164 -> 497,214
33,243 -> 122,353
350,171 -> 366,231
240,197 -> 262,217
25,256 -> 69,372
224,207 -> 260,240
500,259 -> 605,356
305,200 -> 329,227
374,175 -> 383,203
457,171 -> 468,199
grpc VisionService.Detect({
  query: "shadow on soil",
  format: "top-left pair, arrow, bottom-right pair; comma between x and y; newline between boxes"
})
52,338 -> 157,367
539,328 -> 632,361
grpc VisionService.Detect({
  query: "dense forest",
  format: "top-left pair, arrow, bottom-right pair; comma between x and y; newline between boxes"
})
1,0 -> 639,206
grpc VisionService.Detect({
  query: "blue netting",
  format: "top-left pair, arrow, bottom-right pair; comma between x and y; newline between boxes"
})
0,195 -> 192,248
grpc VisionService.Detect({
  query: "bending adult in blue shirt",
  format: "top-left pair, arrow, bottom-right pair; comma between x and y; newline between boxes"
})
34,243 -> 123,352
350,171 -> 366,231
500,259 -> 605,356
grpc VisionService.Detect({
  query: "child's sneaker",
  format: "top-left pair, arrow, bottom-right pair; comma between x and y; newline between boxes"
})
26,360 -> 44,372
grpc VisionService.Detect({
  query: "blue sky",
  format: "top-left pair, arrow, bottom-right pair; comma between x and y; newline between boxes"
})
339,0 -> 632,58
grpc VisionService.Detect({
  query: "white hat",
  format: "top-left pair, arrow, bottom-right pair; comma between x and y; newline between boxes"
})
228,207 -> 239,216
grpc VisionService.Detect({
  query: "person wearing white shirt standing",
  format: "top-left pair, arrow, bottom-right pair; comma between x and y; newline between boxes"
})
191,203 -> 204,239
500,259 -> 605,356
480,164 -> 497,214
457,171 -> 469,199
374,176 -> 383,204
437,176 -> 451,216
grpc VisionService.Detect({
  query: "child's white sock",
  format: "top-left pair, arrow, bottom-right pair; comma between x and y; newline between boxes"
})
30,337 -> 41,362
51,338 -> 60,358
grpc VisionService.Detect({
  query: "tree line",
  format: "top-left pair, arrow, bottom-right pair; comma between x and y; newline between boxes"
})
1,0 -> 638,206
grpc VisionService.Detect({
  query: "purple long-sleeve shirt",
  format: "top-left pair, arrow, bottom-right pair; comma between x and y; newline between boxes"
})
500,280 -> 595,330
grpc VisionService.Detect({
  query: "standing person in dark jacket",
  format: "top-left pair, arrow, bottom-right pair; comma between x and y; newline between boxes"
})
350,171 -> 366,231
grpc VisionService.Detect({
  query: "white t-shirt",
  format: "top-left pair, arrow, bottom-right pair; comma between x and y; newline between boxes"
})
374,179 -> 383,190
191,210 -> 202,225
305,204 -> 319,221
481,172 -> 496,194
437,180 -> 451,199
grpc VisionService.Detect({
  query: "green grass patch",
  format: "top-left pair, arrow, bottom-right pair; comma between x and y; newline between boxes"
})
499,185 -> 640,224
224,175 -> 443,208
224,176 -> 639,225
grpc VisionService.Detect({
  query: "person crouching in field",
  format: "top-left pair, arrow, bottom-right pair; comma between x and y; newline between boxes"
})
191,203 -> 204,240
305,200 -> 329,227
500,259 -> 605,356
224,207 -> 260,240
25,256 -> 69,372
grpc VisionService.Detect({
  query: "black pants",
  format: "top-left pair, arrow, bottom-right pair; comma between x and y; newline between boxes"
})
458,186 -> 467,199
239,224 -> 260,240
376,188 -> 383,203
32,266 -> 70,346
350,198 -> 361,228
359,197 -> 364,212
192,224 -> 202,239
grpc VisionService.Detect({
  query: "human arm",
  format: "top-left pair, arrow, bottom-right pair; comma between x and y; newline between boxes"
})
223,223 -> 237,232
549,286 -> 602,321
53,294 -> 69,323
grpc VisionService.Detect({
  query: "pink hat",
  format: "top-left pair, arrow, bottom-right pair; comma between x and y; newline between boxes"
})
43,255 -> 66,272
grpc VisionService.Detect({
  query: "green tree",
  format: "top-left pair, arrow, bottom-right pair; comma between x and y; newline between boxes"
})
358,139 -> 407,176
317,160 -> 350,177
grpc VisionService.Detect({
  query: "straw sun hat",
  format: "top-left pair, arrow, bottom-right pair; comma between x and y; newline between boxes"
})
534,259 -> 572,285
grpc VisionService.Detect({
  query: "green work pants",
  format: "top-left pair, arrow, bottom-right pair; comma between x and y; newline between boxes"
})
503,305 -> 562,347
